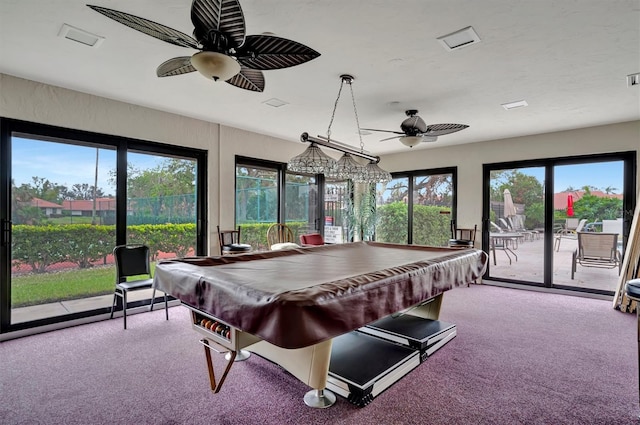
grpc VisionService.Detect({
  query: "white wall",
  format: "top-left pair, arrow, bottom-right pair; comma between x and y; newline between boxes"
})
2,74 -> 638,253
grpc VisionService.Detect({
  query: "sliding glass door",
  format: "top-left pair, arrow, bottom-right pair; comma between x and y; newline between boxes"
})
0,118 -> 207,333
552,161 -> 625,292
10,138 -> 117,324
483,152 -> 635,296
487,166 -> 545,283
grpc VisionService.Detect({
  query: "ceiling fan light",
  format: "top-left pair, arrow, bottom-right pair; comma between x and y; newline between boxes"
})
399,136 -> 423,147
399,135 -> 438,147
190,51 -> 241,81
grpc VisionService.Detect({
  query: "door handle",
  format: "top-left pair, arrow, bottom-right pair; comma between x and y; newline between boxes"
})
1,219 -> 10,247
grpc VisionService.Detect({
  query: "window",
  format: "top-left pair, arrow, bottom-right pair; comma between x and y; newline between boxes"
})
0,118 -> 207,333
235,157 -> 343,249
376,168 -> 456,246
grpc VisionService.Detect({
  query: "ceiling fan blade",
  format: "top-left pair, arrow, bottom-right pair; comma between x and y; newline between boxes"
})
236,35 -> 320,70
191,0 -> 246,49
360,128 -> 404,135
424,123 -> 469,136
226,67 -> 265,92
156,57 -> 196,77
87,5 -> 199,49
379,135 -> 402,142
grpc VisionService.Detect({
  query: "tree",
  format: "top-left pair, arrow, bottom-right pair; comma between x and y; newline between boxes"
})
377,174 -> 452,206
27,176 -> 67,203
491,170 -> 543,207
126,159 -> 195,199
490,170 -> 544,228
121,158 -> 197,219
62,183 -> 105,200
414,174 -> 453,206
573,194 -> 622,222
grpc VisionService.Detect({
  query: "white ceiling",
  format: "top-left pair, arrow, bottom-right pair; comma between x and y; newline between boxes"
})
1,0 -> 639,155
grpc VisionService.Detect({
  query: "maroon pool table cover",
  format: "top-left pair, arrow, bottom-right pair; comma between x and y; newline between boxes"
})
154,241 -> 488,349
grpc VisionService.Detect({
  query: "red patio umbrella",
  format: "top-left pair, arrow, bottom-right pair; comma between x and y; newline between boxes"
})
567,194 -> 574,217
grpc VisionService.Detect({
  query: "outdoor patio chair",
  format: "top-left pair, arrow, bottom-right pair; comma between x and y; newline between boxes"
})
554,218 -> 587,251
110,244 -> 168,329
498,218 -> 512,232
496,218 -> 520,249
507,216 -> 536,241
571,232 -> 621,279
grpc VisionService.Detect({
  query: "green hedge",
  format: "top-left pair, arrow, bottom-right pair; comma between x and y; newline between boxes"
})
376,202 -> 451,246
12,223 -> 196,273
13,210 -> 453,275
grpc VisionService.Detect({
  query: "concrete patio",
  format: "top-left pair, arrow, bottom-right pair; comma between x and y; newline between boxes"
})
488,232 -> 622,293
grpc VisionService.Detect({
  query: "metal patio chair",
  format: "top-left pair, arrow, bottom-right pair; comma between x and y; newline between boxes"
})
571,232 -> 622,279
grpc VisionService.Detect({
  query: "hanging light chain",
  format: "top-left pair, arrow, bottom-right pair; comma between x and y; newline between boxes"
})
291,73 -> 391,183
326,77 -> 346,141
345,77 -> 365,154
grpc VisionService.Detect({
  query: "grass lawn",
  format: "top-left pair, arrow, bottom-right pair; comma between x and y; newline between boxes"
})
47,216 -> 97,225
11,264 -> 157,307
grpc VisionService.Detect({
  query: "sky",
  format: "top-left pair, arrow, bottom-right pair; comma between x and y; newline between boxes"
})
11,137 -> 164,195
521,162 -> 624,194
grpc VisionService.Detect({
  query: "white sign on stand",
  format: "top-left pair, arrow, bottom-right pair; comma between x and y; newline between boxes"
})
324,225 -> 343,244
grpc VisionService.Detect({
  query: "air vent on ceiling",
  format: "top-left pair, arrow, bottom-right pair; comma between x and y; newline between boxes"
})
58,23 -> 104,47
263,98 -> 288,108
437,26 -> 481,51
501,100 -> 528,110
628,73 -> 640,87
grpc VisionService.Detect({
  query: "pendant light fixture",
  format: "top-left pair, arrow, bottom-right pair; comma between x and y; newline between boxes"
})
289,75 -> 391,183
288,142 -> 337,174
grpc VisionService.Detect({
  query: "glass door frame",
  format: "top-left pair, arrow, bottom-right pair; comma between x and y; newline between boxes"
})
482,151 -> 636,295
377,167 -> 458,245
0,118 -> 208,334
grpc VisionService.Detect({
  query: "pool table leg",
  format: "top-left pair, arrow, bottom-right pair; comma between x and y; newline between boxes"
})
403,293 -> 444,320
248,338 -> 336,408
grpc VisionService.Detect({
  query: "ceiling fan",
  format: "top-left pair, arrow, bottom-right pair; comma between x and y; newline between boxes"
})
87,0 -> 321,92
361,110 -> 469,147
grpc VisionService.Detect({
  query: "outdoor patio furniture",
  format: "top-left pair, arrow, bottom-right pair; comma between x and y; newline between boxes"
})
490,232 -> 519,265
491,221 -> 520,250
555,218 -> 587,251
602,218 -> 623,236
507,216 -> 537,241
571,232 -> 622,279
